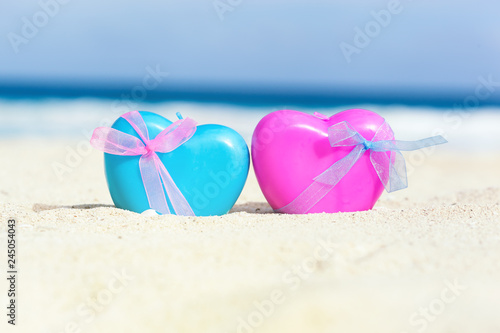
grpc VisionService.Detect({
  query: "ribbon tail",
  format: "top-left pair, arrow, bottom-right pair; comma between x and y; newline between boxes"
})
139,153 -> 171,214
387,150 -> 408,192
276,145 -> 365,214
372,135 -> 448,152
155,155 -> 195,216
370,135 -> 446,192
395,135 -> 448,151
371,150 -> 408,193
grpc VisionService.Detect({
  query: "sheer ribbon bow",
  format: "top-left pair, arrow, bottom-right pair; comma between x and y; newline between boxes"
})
91,111 -> 197,216
277,116 -> 447,214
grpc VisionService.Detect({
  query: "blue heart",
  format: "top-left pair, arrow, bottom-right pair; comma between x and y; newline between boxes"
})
104,111 -> 249,216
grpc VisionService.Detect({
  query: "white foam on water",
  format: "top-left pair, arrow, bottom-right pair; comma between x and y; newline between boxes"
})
1,98 -> 499,152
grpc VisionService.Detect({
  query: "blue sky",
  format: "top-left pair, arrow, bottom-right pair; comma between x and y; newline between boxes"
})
1,0 -> 499,94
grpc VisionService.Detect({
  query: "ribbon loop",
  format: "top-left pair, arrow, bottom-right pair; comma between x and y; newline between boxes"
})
327,121 -> 365,147
91,111 -> 197,216
149,117 -> 197,153
277,120 -> 447,214
90,127 -> 147,155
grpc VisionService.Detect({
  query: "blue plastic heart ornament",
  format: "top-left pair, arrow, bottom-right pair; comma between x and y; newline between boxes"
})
90,111 -> 249,216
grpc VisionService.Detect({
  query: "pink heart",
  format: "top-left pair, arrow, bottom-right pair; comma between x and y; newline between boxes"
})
251,109 -> 394,213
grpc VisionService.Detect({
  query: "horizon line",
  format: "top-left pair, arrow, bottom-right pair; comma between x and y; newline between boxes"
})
1,81 -> 499,108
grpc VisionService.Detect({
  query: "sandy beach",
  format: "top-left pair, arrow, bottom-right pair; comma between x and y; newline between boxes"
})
0,133 -> 499,333
1,0 -> 499,329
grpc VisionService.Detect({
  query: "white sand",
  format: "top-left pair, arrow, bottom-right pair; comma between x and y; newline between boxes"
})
1,138 -> 500,333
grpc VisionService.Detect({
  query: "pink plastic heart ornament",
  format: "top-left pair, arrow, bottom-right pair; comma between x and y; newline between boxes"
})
251,109 -> 393,214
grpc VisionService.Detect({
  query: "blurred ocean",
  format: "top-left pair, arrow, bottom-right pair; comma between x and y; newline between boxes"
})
2,0 -> 499,153
1,97 -> 499,152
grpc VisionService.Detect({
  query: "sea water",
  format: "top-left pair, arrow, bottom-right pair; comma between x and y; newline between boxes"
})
1,98 -> 499,152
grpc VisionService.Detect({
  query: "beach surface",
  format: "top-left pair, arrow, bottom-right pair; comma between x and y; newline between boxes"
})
0,137 -> 499,333
0,103 -> 500,333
